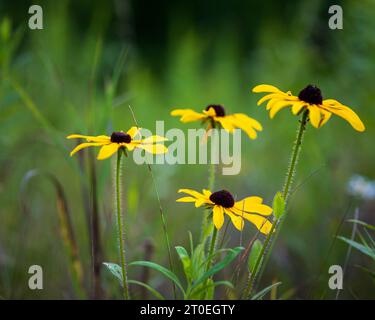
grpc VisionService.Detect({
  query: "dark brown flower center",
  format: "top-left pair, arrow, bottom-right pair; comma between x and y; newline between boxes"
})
110,132 -> 131,143
298,85 -> 323,105
209,190 -> 235,208
205,104 -> 226,117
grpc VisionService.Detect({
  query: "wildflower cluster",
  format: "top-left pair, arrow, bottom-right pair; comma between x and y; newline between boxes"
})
67,83 -> 365,300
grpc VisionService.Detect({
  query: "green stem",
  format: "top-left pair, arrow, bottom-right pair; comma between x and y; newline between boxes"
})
207,227 -> 218,271
201,162 -> 216,238
243,110 -> 308,299
200,124 -> 217,242
282,110 -> 309,202
116,150 -> 130,299
200,224 -> 218,299
242,220 -> 277,299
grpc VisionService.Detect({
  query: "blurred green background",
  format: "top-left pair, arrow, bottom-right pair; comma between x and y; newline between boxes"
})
0,0 -> 374,299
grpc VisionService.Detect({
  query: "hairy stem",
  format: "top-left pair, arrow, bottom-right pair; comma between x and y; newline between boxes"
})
243,110 -> 308,299
207,226 -> 218,270
282,110 -> 309,202
200,124 -> 217,243
116,150 -> 130,299
242,221 -> 277,299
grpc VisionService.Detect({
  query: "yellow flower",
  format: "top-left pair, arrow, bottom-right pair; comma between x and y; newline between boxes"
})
176,188 -> 273,234
171,104 -> 263,139
252,84 -> 365,132
67,127 -> 168,160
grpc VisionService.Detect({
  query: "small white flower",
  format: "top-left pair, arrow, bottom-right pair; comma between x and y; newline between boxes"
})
347,175 -> 375,200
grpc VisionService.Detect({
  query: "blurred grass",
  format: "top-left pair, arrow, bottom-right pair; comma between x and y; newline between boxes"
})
0,0 -> 374,299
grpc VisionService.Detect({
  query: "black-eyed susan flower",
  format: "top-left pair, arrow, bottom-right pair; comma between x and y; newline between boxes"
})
171,104 -> 263,139
67,127 -> 168,160
252,84 -> 365,132
176,188 -> 273,234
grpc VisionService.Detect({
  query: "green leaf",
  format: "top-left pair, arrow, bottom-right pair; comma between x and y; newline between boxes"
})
127,280 -> 165,300
175,246 -> 192,282
188,231 -> 194,255
104,262 -> 166,299
201,220 -> 214,243
364,228 -> 375,249
191,243 -> 206,280
103,262 -> 123,283
273,192 -> 285,219
347,219 -> 375,231
251,282 -> 282,300
205,279 -> 214,300
129,261 -> 185,295
337,236 -> 375,260
191,246 -> 243,290
191,280 -> 234,298
199,248 -> 238,270
248,240 -> 263,274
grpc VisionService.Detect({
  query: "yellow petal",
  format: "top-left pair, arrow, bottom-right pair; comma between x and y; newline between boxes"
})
307,105 -> 322,128
229,115 -> 258,139
291,101 -> 306,115
170,109 -> 193,116
213,205 -> 225,229
136,143 -> 168,154
141,135 -> 168,143
322,101 -> 365,132
97,143 -> 120,160
269,100 -> 293,119
233,113 -> 263,131
195,198 -> 206,207
171,109 -> 206,123
178,188 -> 207,200
234,197 -> 272,216
252,84 -> 282,93
319,108 -> 332,127
176,196 -> 197,203
225,209 -> 244,231
127,127 -> 141,139
70,142 -> 107,156
266,98 -> 282,110
125,142 -> 139,151
256,93 -> 282,106
203,108 -> 217,117
242,213 -> 273,235
202,189 -> 212,197
242,196 -> 263,204
216,116 -> 236,132
67,134 -> 110,142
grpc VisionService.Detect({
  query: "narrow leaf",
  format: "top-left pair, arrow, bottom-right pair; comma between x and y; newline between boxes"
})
103,262 -> 123,283
347,219 -> 375,231
175,246 -> 192,281
129,261 -> 185,294
128,280 -> 165,300
191,247 -> 243,290
251,282 -> 282,300
248,240 -> 263,274
337,236 -> 375,260
191,280 -> 234,298
273,192 -> 285,219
